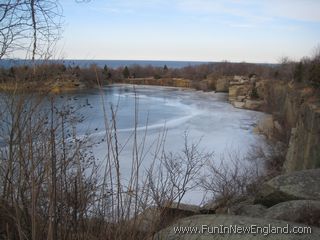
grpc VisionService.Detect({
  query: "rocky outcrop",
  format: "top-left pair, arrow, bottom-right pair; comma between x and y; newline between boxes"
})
229,84 -> 251,103
229,204 -> 267,218
228,76 -> 320,173
134,203 -> 200,234
232,101 -> 245,109
156,214 -> 320,239
260,81 -> 320,173
254,169 -> 320,207
243,99 -> 264,111
255,115 -> 283,139
154,163 -> 320,239
228,75 -> 264,111
284,101 -> 320,172
265,200 -> 320,226
128,78 -> 192,88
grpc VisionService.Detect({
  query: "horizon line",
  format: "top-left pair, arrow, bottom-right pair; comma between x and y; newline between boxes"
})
1,58 -> 279,65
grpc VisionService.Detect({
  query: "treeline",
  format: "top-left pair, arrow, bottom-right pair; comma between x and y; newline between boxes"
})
1,53 -> 319,88
0,62 -> 276,82
293,53 -> 320,88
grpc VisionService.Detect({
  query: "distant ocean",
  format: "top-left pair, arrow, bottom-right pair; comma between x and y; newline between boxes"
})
0,59 -> 212,69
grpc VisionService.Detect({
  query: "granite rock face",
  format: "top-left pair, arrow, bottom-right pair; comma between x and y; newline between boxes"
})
228,77 -> 320,173
243,99 -> 264,111
228,85 -> 251,103
262,82 -> 320,173
284,102 -> 320,172
254,169 -> 320,207
229,204 -> 267,218
264,200 -> 320,227
228,75 -> 264,111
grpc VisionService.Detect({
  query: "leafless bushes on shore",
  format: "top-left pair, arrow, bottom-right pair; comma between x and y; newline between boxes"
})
0,88 -> 100,240
199,149 -> 262,207
147,133 -> 211,208
199,140 -> 287,210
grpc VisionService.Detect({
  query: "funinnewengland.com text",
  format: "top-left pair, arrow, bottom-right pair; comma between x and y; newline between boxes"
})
173,224 -> 312,236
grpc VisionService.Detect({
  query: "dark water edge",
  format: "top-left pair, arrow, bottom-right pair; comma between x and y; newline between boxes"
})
0,59 -> 213,69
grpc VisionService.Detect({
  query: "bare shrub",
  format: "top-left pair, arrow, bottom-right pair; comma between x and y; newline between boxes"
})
199,140 -> 286,209
199,150 -> 261,207
0,88 -> 100,240
247,141 -> 286,179
147,133 -> 211,208
0,1 -> 62,60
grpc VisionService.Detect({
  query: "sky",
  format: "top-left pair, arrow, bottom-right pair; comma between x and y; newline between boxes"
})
56,0 -> 320,63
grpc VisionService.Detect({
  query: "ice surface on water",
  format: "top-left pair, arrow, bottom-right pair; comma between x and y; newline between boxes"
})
60,85 -> 268,205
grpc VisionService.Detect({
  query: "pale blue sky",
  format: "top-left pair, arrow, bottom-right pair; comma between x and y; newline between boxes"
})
57,0 -> 320,63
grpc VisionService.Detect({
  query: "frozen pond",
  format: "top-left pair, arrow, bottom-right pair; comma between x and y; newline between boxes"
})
0,84 -> 267,204
60,84 -> 267,204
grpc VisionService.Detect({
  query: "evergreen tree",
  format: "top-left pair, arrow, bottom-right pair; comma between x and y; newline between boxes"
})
103,64 -> 110,81
293,62 -> 303,82
123,66 -> 130,78
103,64 -> 108,73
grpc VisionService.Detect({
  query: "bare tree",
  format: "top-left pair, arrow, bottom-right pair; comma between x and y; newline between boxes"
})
0,0 -> 62,60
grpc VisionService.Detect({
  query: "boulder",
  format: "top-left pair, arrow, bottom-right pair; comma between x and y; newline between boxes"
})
228,86 -> 238,102
200,196 -> 255,215
236,95 -> 246,102
228,85 -> 251,102
243,100 -> 264,111
254,169 -> 320,207
232,101 -> 245,109
200,199 -> 229,214
155,214 -> 320,239
265,200 -> 320,227
233,75 -> 249,84
229,204 -> 267,218
135,203 -> 200,234
166,202 -> 200,214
